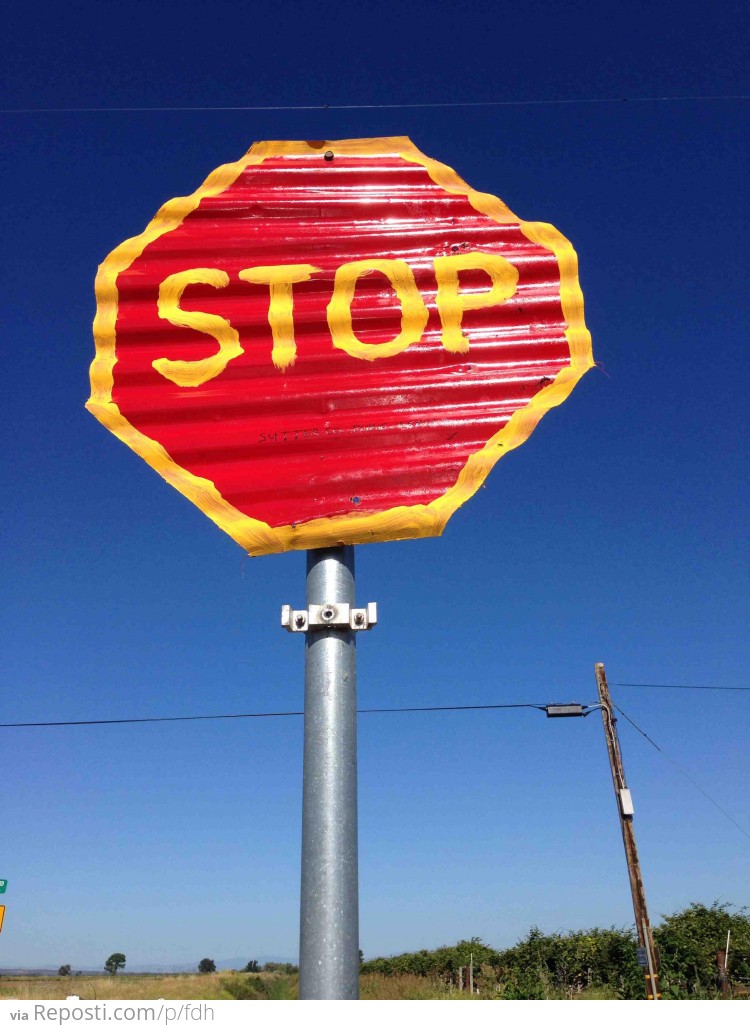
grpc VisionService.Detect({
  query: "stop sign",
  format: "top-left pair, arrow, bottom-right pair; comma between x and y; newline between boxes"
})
87,137 -> 592,556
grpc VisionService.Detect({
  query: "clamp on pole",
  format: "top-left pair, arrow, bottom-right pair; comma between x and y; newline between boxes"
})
281,602 -> 378,633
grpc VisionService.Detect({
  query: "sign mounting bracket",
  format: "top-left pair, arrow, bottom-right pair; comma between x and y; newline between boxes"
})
281,601 -> 377,633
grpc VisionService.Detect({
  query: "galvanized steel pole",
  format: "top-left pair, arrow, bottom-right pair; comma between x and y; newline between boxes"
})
299,547 -> 359,999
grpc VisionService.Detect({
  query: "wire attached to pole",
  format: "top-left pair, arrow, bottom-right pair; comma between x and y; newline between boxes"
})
0,702 -> 549,729
613,701 -> 750,843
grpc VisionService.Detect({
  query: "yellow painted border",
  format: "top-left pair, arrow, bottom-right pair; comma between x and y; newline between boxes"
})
87,137 -> 594,556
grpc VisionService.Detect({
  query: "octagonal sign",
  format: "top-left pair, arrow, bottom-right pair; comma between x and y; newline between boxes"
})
87,137 -> 593,556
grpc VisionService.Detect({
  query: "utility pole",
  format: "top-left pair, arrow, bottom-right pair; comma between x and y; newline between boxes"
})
595,663 -> 660,1000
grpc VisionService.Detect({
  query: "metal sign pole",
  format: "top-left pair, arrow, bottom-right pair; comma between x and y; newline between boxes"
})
301,545 -> 359,999
282,546 -> 376,999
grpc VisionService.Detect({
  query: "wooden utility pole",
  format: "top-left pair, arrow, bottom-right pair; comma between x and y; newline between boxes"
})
595,663 -> 660,1000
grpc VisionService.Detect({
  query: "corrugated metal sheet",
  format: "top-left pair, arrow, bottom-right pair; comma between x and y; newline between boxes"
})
88,138 -> 592,554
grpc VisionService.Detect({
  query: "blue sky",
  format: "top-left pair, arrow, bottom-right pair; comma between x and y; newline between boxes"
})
2,0 -> 748,969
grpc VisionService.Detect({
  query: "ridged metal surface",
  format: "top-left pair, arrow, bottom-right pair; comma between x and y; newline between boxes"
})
110,148 -> 574,531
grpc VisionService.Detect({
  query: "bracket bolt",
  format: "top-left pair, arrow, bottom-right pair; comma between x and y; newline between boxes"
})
294,613 -> 306,629
353,611 -> 366,626
320,605 -> 336,622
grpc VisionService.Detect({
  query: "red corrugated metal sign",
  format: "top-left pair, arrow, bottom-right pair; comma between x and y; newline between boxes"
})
87,137 -> 593,555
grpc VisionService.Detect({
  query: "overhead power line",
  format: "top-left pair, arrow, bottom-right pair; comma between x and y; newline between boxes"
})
3,678 -> 746,729
4,695 -> 745,844
0,701 -> 551,729
3,676 -> 748,728
2,94 -> 747,115
613,701 -> 750,843
613,682 -> 750,692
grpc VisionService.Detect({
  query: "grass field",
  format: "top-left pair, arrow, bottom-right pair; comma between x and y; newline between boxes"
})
0,971 -> 619,1000
0,974 -> 230,1001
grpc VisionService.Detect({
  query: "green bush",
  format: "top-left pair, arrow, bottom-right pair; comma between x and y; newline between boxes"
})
222,975 -> 268,1000
654,902 -> 750,998
361,937 -> 499,981
497,925 -> 642,999
261,962 -> 297,975
358,901 -> 750,1000
362,928 -> 641,998
222,973 -> 296,1000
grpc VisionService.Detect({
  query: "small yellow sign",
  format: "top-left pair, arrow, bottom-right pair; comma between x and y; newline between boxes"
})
0,905 -> 5,933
